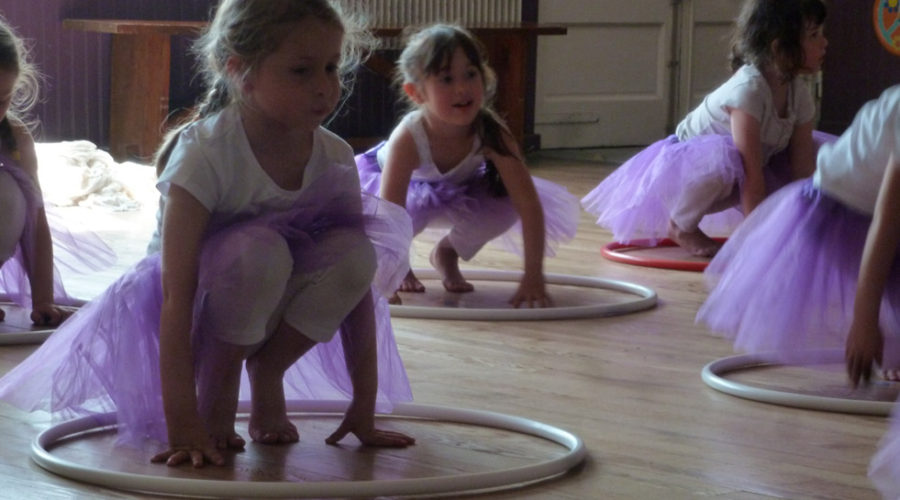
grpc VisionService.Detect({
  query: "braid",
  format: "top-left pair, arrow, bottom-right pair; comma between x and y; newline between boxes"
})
475,109 -> 513,197
0,117 -> 15,155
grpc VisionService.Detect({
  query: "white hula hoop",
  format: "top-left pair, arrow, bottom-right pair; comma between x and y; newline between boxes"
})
0,329 -> 53,345
701,351 -> 894,416
32,400 -> 586,498
390,269 -> 656,320
0,298 -> 86,345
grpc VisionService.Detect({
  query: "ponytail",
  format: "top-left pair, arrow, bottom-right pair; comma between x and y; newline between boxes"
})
0,117 -> 16,154
475,108 -> 514,197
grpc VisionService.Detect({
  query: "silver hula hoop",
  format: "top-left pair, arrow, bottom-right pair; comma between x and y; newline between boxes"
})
32,400 -> 587,498
701,351 -> 894,416
390,269 -> 657,320
0,329 -> 53,345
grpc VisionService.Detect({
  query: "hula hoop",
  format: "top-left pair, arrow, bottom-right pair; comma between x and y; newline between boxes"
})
32,400 -> 587,498
601,238 -> 727,272
0,301 -> 65,345
701,351 -> 894,416
0,328 -> 54,345
389,269 -> 656,320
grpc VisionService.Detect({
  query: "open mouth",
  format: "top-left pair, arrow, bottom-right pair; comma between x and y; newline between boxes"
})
452,100 -> 474,109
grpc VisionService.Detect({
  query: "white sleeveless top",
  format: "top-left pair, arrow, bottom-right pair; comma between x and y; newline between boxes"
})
378,110 -> 484,185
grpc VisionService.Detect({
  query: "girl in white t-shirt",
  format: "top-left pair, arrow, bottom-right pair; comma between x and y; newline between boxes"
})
0,0 -> 415,467
582,0 -> 835,257
698,85 -> 900,382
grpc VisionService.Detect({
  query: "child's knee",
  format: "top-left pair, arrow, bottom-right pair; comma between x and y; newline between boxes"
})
197,226 -> 293,345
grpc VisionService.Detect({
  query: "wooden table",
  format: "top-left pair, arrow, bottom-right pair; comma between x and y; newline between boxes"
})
370,24 -> 567,152
63,20 -> 205,162
63,19 -> 565,161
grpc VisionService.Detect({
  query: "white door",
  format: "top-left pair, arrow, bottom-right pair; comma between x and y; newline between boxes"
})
535,0 -> 742,148
675,0 -> 744,118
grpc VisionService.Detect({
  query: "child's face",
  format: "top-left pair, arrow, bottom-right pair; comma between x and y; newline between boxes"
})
0,69 -> 15,120
241,17 -> 343,132
799,22 -> 827,74
414,47 -> 484,128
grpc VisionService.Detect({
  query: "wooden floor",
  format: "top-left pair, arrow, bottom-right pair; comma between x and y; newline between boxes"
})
0,151 -> 890,499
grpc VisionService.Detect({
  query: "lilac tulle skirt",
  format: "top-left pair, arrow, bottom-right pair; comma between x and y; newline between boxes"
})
356,143 -> 579,257
0,166 -> 413,446
0,153 -> 115,307
697,179 -> 900,367
870,408 -> 900,498
581,131 -> 838,243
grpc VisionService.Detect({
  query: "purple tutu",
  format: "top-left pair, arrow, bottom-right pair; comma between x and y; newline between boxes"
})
0,166 -> 413,446
581,131 -> 838,244
0,153 -> 115,307
697,179 -> 900,367
870,407 -> 900,498
356,143 -> 579,257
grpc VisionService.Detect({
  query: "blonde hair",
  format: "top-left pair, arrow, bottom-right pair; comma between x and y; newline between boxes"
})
155,0 -> 374,174
0,15 -> 40,151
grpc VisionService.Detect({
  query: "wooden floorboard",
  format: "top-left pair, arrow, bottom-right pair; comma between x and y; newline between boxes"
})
0,152 -> 887,499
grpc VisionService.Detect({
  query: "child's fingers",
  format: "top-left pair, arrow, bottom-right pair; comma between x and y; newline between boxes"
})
360,429 -> 416,447
325,423 -> 351,445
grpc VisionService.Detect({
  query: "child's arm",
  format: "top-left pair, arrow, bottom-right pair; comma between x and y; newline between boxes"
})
325,290 -> 415,447
846,153 -> 900,386
378,128 -> 418,208
151,185 -> 224,467
484,132 -> 548,308
787,120 -> 816,179
729,108 -> 767,215
11,125 -> 70,326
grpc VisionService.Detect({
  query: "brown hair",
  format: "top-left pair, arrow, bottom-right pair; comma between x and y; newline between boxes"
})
730,0 -> 827,80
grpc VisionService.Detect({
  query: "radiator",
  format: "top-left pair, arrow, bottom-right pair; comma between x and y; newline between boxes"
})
357,0 -> 521,26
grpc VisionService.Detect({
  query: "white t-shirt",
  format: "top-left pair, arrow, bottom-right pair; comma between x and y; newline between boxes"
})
813,85 -> 900,215
676,64 -> 816,164
147,105 -> 358,252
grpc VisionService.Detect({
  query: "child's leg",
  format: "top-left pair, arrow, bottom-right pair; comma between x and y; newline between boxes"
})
0,172 -> 26,321
397,213 -> 433,295
194,226 -> 294,447
668,179 -> 737,257
438,197 -> 518,292
247,229 -> 377,444
0,171 -> 27,261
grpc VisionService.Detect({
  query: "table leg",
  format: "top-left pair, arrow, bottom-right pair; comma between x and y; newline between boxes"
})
108,33 -> 171,162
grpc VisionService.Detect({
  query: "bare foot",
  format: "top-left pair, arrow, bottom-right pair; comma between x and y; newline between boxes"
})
246,357 -> 299,445
882,368 -> 900,382
430,239 -> 474,293
668,220 -> 721,257
397,269 -> 425,293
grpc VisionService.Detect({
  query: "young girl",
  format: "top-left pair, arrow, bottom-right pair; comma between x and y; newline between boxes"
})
356,24 -> 579,307
0,0 -> 414,467
697,85 -> 900,380
581,0 -> 834,257
0,17 -> 112,325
